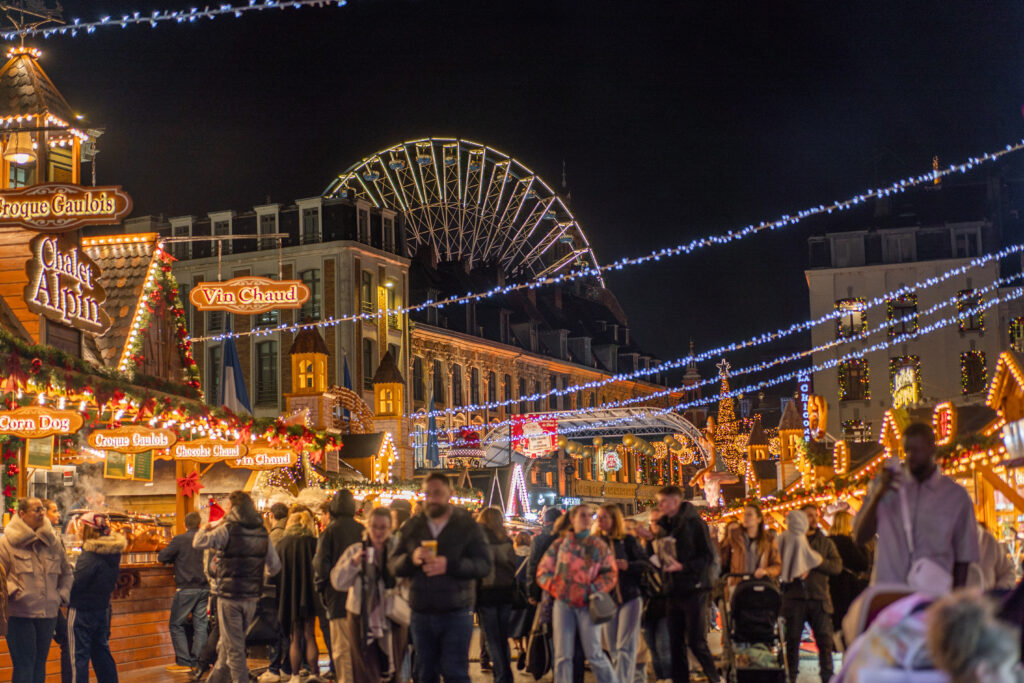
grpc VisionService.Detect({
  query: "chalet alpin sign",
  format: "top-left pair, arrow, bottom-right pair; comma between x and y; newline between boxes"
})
87,426 -> 177,454
24,234 -> 111,334
0,183 -> 132,233
189,276 -> 311,315
0,405 -> 84,438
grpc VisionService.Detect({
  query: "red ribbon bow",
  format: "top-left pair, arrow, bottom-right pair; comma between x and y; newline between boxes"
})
176,470 -> 203,497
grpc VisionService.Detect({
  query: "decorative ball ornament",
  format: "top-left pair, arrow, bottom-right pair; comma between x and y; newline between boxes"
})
557,435 -> 568,449
565,441 -> 579,455
622,434 -> 635,448
593,436 -> 603,448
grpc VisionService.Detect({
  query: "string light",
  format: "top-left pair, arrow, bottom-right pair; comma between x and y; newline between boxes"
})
506,463 -> 530,517
190,142 -> 1024,345
0,1 -> 347,40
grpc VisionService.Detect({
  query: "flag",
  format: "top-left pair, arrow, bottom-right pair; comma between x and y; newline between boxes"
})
220,323 -> 251,414
426,385 -> 440,467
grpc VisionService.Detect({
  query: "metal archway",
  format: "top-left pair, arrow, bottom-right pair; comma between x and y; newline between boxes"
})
323,138 -> 603,284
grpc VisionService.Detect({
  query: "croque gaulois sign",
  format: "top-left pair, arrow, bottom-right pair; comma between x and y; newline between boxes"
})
87,426 -> 178,454
0,406 -> 84,438
189,276 -> 311,315
24,234 -> 111,334
0,183 -> 132,233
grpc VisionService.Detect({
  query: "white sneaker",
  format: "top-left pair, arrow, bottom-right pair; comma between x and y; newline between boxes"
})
256,673 -> 281,683
287,676 -> 302,683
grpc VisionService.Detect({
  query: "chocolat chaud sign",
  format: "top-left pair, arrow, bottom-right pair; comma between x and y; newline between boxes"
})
171,438 -> 248,461
0,183 -> 132,233
189,276 -> 311,315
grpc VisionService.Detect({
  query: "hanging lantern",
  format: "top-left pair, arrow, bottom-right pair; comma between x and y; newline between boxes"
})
4,131 -> 35,165
622,433 -> 635,447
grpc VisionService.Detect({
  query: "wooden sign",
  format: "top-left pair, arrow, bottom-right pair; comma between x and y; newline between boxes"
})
189,276 -> 311,315
133,451 -> 154,482
104,452 -> 129,480
25,436 -> 54,470
170,439 -> 248,462
0,406 -> 83,438
0,183 -> 132,233
87,426 -> 177,454
228,444 -> 296,470
24,234 -> 112,335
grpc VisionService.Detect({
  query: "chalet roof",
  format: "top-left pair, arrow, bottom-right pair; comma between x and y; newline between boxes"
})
747,416 -> 769,447
987,350 -> 1024,411
373,350 -> 404,384
0,50 -> 76,124
778,399 -> 802,431
849,441 -> 884,473
340,432 -> 386,460
289,326 -> 329,356
83,235 -> 159,370
956,404 -> 998,436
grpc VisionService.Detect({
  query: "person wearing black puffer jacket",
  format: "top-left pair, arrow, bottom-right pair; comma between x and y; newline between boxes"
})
389,473 -> 492,683
67,511 -> 127,683
475,507 -> 517,683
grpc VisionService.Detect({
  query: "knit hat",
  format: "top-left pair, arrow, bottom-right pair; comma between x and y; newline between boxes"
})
78,511 -> 111,536
208,499 -> 225,522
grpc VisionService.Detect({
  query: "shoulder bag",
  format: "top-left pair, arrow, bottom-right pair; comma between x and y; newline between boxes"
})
898,484 -> 952,594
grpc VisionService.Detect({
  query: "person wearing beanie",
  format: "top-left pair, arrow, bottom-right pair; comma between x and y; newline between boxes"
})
313,489 -> 363,683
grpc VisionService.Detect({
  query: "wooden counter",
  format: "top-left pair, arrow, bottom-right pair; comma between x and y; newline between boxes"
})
0,563 -> 178,680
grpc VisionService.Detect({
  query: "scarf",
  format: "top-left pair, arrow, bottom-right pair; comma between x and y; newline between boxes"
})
777,510 -> 822,583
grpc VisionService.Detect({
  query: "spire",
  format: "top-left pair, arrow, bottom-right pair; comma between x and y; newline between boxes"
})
683,338 -> 701,386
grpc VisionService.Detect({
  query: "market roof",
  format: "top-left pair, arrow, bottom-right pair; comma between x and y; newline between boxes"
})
372,350 -> 404,384
340,432 -> 387,460
289,325 -> 329,356
778,399 -> 802,431
0,47 -> 76,124
747,415 -> 769,446
751,459 -> 777,479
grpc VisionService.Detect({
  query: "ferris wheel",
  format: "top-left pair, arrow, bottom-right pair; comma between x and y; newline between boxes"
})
323,138 -> 603,285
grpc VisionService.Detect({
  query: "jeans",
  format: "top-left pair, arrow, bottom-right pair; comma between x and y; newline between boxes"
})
68,607 -> 118,683
409,609 -> 474,683
605,596 -> 642,683
207,597 -> 257,683
642,615 -> 671,681
781,598 -> 834,681
667,593 -> 718,683
478,604 -> 513,683
169,587 -> 210,668
551,600 -> 617,683
7,616 -> 58,683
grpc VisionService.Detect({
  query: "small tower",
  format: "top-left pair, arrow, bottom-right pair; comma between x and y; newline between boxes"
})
372,350 -> 412,479
746,415 -> 770,461
777,399 -> 803,488
285,326 -> 331,428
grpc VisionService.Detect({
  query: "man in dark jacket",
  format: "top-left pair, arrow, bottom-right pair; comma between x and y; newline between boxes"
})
159,511 -> 210,674
389,472 -> 492,683
782,504 -> 842,682
525,507 -> 562,603
194,491 -> 281,683
654,485 -> 719,683
314,489 -> 364,683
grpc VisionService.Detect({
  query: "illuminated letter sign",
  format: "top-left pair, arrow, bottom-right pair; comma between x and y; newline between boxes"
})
892,366 -> 919,409
0,406 -> 83,438
170,439 -> 249,461
189,276 -> 311,315
87,426 -> 177,454
798,372 -> 811,440
0,183 -> 132,233
228,443 -> 296,470
24,234 -> 111,334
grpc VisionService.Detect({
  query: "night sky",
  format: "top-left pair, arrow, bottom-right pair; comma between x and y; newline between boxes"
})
31,1 -> 1024,379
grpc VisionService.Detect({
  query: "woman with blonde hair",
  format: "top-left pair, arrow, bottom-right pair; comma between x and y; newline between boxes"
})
593,503 -> 649,683
475,506 -> 517,683
927,591 -> 1019,683
828,509 -> 870,632
277,509 -> 321,683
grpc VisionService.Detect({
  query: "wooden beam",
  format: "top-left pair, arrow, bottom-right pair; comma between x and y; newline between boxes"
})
978,464 -> 1024,515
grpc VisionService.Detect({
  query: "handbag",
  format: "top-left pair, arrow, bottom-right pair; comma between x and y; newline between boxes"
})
384,580 -> 411,627
588,590 -> 617,624
898,484 -> 952,594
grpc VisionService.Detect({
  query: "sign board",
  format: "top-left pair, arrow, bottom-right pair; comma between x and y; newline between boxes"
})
892,365 -> 919,409
0,406 -> 83,438
601,447 -> 623,473
170,439 -> 248,462
0,183 -> 132,233
189,276 -> 311,315
25,436 -> 53,470
24,234 -> 111,334
798,371 -> 812,441
324,449 -> 340,473
228,445 -> 295,470
87,426 -> 177,454
103,452 -> 129,479
133,451 -> 154,482
511,414 -> 559,459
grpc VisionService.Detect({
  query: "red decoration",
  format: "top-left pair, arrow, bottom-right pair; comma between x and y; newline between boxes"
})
176,470 -> 204,497
6,464 -> 18,477
3,484 -> 14,497
29,358 -> 42,375
2,353 -> 27,393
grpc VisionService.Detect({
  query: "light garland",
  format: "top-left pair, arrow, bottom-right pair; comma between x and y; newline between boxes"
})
190,144 -> 1024,345
835,298 -> 868,338
0,1 -> 346,40
957,290 -> 985,333
960,350 -> 988,395
840,419 -> 872,443
887,293 -> 919,338
506,463 -> 530,517
838,358 -> 870,401
888,356 -> 921,396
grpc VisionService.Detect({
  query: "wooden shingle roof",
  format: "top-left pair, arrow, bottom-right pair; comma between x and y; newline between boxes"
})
0,50 -> 76,123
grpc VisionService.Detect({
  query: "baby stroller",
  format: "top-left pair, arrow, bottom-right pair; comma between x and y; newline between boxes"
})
718,573 -> 789,683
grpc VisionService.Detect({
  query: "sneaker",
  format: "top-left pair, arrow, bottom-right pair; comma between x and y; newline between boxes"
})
166,664 -> 193,673
287,677 -> 302,683
257,672 -> 281,683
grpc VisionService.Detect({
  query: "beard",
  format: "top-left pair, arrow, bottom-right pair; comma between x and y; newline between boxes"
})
426,502 -> 449,519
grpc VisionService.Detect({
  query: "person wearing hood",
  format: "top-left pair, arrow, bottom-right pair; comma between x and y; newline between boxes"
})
0,496 -> 73,683
193,490 -> 281,683
277,510 -> 322,683
314,489 -> 363,683
67,511 -> 127,683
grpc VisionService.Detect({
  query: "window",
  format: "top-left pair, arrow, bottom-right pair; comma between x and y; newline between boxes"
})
412,357 -> 424,402
835,298 -> 867,338
885,233 -> 915,263
358,210 -> 369,243
301,208 -> 320,244
362,339 -> 375,390
256,276 -> 279,327
255,341 -> 278,406
590,392 -> 597,408
9,165 -> 28,188
1011,317 -> 1024,353
488,371 -> 497,404
259,213 -> 277,250
207,346 -> 222,406
360,272 -> 374,313
379,387 -> 395,414
503,374 -> 512,404
300,269 -> 321,321
961,350 -> 987,394
384,218 -> 395,252
838,359 -> 869,401
889,356 -> 921,408
297,359 -> 316,390
470,368 -> 480,405
954,230 -> 979,258
387,286 -> 399,329
533,381 -> 542,413
519,377 -> 527,414
957,290 -> 984,332
171,222 -> 190,260
213,220 -> 231,254
432,360 -> 444,404
451,365 -> 463,406
207,310 -> 225,334
887,294 -> 918,337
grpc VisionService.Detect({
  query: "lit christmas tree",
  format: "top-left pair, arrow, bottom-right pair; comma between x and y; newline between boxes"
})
714,359 -> 745,474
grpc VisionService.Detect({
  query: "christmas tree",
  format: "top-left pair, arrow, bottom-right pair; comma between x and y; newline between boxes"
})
714,359 -> 745,474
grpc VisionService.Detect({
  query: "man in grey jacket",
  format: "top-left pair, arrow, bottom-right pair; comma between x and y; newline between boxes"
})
0,497 -> 73,683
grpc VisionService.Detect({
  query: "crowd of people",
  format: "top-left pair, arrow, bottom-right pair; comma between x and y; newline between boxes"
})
0,420 -> 1023,682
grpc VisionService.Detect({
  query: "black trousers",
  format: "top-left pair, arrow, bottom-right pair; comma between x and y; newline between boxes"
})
667,592 -> 718,683
781,597 -> 834,681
